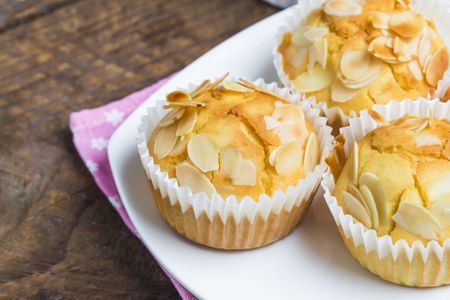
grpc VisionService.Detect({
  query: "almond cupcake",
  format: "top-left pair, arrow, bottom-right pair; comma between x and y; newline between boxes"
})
137,75 -> 333,250
274,0 -> 450,129
322,98 -> 450,287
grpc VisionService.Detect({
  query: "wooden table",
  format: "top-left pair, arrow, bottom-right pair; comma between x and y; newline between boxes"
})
0,0 -> 277,298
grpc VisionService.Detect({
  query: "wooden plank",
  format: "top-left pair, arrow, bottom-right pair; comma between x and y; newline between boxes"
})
0,0 -> 277,298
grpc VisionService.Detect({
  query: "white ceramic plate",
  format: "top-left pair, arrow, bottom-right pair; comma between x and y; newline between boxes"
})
108,7 -> 450,300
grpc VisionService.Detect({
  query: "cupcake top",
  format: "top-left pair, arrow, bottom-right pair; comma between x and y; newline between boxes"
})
148,76 -> 320,200
277,0 -> 449,115
333,115 -> 450,245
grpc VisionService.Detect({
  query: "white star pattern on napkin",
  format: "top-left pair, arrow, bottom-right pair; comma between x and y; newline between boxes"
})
104,109 -> 124,126
85,160 -> 98,173
90,137 -> 108,151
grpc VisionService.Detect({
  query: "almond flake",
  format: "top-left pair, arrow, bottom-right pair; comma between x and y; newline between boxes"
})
292,26 -> 314,47
222,80 -> 250,92
393,36 -> 412,62
418,30 -> 431,67
169,136 -> 188,157
323,0 -> 362,17
392,202 -> 441,240
272,104 -> 305,126
232,159 -> 257,186
303,132 -> 319,174
390,11 -> 426,38
190,80 -> 211,98
153,123 -> 178,159
175,162 -> 216,196
343,191 -> 372,228
347,184 -> 370,215
269,146 -> 282,167
220,146 -> 243,179
431,197 -> 450,227
303,27 -> 329,43
176,108 -> 197,136
164,101 -> 206,109
359,184 -> 380,230
277,124 -> 308,144
293,64 -> 335,93
371,11 -> 391,30
408,60 -> 423,81
428,172 -> 450,201
339,58 -> 382,89
331,79 -> 358,103
210,72 -> 229,89
368,36 -> 400,63
359,172 -> 387,227
425,47 -> 449,87
166,91 -> 192,103
415,134 -> 442,147
340,50 -> 370,81
159,108 -> 185,127
313,38 -> 328,69
275,141 -> 304,176
415,119 -> 429,133
187,134 -> 219,172
264,116 -> 280,131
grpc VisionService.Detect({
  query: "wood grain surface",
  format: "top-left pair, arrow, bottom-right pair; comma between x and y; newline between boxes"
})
0,0 -> 277,298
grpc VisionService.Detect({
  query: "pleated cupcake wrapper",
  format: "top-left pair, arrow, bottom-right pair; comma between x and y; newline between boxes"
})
136,77 -> 334,249
321,98 -> 450,287
273,0 -> 450,129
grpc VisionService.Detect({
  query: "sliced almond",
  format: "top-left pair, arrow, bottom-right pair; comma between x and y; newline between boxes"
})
153,123 -> 178,159
313,38 -> 328,69
368,36 -> 399,63
422,53 -> 433,74
385,36 -> 394,48
277,124 -> 308,144
272,104 -> 305,126
323,0 -> 362,17
176,108 -> 197,136
293,64 -> 335,93
232,159 -> 257,186
390,11 -> 426,38
166,91 -> 192,103
340,50 -> 370,81
220,146 -> 243,179
303,132 -> 319,174
408,60 -> 423,81
359,184 -> 380,230
428,172 -> 450,201
393,36 -> 412,62
343,191 -> 372,228
415,119 -> 429,133
164,101 -> 206,109
222,80 -> 250,92
359,172 -> 387,227
210,72 -> 229,89
190,80 -> 211,98
418,30 -> 431,67
275,141 -> 303,176
396,0 -> 408,8
339,58 -> 382,89
347,184 -> 370,215
159,108 -> 186,127
415,134 -> 442,147
431,197 -> 450,227
269,145 -> 282,167
169,136 -> 188,157
187,134 -> 219,172
371,11 -> 391,30
331,79 -> 358,103
175,162 -> 216,196
291,26 -> 314,48
303,27 -> 329,43
425,47 -> 449,87
392,202 -> 441,240
349,142 -> 359,185
264,116 -> 280,131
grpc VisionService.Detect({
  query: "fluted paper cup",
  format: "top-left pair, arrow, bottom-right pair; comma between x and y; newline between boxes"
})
273,0 -> 450,130
137,77 -> 334,250
321,98 -> 450,287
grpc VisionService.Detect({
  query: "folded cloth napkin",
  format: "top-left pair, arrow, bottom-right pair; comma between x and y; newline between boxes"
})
69,75 -> 195,300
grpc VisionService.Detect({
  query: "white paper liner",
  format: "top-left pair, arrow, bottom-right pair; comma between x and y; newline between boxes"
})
273,0 -> 450,128
321,98 -> 450,270
136,77 -> 334,226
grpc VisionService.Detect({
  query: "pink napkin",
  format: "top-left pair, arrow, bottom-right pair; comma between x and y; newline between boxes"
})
69,76 -> 195,300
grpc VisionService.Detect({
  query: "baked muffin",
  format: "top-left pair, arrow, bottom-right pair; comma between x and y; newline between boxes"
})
138,75 -> 333,249
276,0 -> 449,117
334,115 -> 450,245
322,99 -> 450,287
